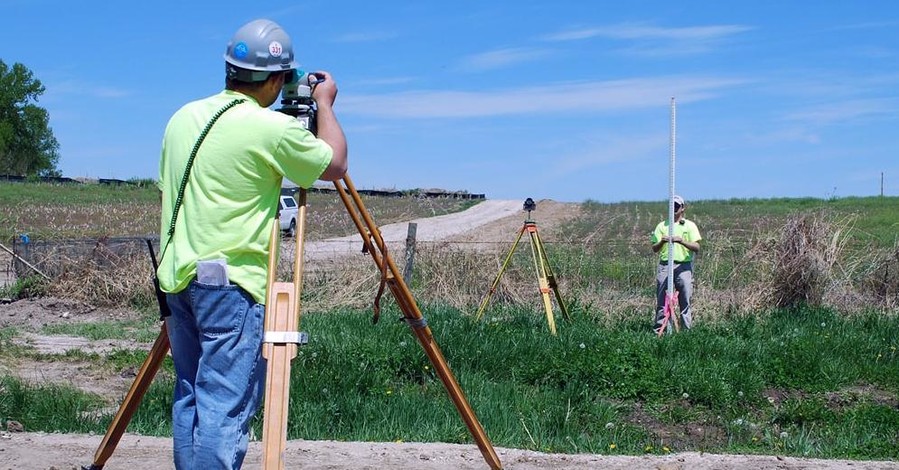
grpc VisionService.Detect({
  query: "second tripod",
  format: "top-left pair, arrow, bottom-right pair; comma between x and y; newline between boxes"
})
475,198 -> 569,335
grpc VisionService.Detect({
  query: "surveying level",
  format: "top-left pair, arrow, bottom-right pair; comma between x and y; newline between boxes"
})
475,198 -> 569,335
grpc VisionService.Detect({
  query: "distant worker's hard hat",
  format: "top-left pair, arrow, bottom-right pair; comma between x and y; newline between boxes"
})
673,195 -> 685,206
224,19 -> 298,82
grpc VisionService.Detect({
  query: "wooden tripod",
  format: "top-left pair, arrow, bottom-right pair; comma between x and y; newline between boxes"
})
83,176 -> 502,470
475,218 -> 569,335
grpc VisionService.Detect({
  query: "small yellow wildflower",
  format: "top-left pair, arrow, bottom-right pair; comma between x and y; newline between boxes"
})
644,445 -> 653,452
662,446 -> 670,453
609,443 -> 616,450
386,389 -> 393,395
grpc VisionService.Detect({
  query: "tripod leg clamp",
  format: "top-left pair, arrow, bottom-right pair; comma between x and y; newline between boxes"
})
400,316 -> 428,330
263,331 -> 309,345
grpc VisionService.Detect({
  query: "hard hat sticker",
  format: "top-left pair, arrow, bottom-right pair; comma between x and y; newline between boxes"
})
268,41 -> 283,57
234,42 -> 249,59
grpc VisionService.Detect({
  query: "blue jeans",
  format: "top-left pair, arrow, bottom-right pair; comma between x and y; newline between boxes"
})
165,280 -> 266,469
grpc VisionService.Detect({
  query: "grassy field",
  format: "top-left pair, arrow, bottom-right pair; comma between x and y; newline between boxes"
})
0,181 -> 478,241
1,305 -> 897,459
1,181 -> 898,460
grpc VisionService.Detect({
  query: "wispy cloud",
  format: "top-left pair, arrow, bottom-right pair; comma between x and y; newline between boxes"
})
543,22 -> 753,56
332,31 -> 398,43
340,75 -> 748,118
782,98 -> 899,125
551,130 -> 667,176
48,81 -> 132,99
350,76 -> 416,87
745,127 -> 823,146
544,23 -> 753,41
457,47 -> 552,71
828,20 -> 899,32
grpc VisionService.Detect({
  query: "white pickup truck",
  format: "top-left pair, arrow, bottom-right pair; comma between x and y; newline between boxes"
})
278,195 -> 299,237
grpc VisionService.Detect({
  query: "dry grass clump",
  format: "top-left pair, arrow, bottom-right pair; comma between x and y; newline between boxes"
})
748,211 -> 852,310
861,241 -> 899,309
47,239 -> 155,307
276,241 -> 381,312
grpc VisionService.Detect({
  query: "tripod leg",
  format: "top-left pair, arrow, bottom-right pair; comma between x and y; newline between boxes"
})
83,324 -> 170,470
261,190 -> 308,469
261,277 -> 298,469
526,224 -> 556,335
475,225 -> 526,321
532,229 -> 570,321
334,176 -> 502,470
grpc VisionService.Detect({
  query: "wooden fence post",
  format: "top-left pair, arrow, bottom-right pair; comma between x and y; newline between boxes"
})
403,222 -> 417,285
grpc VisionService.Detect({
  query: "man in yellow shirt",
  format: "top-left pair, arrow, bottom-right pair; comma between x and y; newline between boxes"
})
157,19 -> 347,469
650,195 -> 701,331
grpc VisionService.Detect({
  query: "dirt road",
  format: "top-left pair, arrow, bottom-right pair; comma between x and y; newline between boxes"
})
4,431 -> 898,470
304,199 -> 526,260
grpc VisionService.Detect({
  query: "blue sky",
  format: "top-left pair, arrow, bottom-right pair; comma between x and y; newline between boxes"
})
3,1 -> 898,203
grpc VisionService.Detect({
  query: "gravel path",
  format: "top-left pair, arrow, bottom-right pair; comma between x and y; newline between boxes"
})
304,199 -> 522,260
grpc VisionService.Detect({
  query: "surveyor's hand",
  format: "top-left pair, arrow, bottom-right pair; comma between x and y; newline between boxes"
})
309,71 -> 338,108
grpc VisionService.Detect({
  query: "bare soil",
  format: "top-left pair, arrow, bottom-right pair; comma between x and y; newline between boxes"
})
3,431 -> 898,470
2,200 -> 896,469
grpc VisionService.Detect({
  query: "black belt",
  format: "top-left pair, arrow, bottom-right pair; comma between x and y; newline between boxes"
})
660,260 -> 689,265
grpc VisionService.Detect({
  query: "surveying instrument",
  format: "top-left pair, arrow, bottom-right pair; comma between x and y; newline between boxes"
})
475,198 -> 569,335
83,73 -> 502,470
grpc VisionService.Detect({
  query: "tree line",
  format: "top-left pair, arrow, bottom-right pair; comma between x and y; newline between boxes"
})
0,59 -> 60,177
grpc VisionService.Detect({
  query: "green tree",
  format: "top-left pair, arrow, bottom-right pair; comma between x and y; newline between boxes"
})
0,59 -> 60,177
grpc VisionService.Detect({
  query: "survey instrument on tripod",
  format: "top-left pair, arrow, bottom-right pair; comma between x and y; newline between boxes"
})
82,241 -> 172,470
475,198 -> 569,335
84,178 -> 502,470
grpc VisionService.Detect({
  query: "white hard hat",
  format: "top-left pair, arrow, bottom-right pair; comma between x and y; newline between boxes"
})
224,19 -> 299,82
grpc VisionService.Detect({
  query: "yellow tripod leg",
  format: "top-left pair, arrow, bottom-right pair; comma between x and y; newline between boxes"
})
475,224 -> 526,321
526,223 -> 556,335
261,190 -> 308,469
532,228 -> 570,322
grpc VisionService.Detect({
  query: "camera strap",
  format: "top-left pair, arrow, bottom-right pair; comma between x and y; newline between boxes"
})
158,98 -> 246,266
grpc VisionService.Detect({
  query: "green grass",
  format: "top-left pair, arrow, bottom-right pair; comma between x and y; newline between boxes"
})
41,317 -> 161,343
2,305 -> 896,459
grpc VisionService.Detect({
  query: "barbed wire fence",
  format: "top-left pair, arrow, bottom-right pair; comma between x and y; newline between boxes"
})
6,222 -> 898,316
